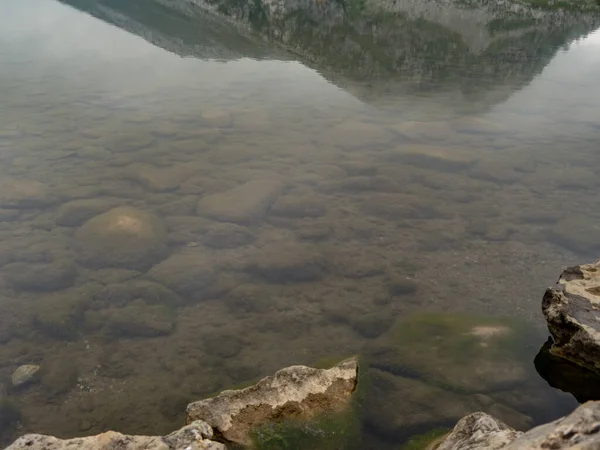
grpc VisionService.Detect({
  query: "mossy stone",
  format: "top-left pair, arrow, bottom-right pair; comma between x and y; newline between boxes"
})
366,313 -> 536,393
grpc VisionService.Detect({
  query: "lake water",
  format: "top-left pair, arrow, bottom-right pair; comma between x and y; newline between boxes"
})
1,0 -> 600,447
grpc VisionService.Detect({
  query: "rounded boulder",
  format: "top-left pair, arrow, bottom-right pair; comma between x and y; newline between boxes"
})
75,206 -> 167,270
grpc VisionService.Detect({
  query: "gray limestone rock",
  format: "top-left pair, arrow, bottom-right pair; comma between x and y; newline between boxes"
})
542,261 -> 600,374
436,412 -> 521,450
186,357 -> 359,446
438,401 -> 600,450
196,179 -> 285,224
5,420 -> 225,450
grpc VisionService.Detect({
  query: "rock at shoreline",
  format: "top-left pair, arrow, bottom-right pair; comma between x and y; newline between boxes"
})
186,357 -> 359,446
437,401 -> 600,449
542,260 -> 600,374
5,420 -> 225,450
196,179 -> 285,224
436,412 -> 521,450
75,207 -> 168,270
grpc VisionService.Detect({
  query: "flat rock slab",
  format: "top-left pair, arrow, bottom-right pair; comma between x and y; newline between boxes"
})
186,357 -> 359,446
6,421 -> 225,450
542,261 -> 600,374
438,401 -> 600,450
196,179 -> 285,224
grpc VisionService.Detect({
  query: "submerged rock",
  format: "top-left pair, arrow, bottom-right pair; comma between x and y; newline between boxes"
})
148,248 -> 218,298
186,357 -> 359,446
366,313 -> 532,394
244,241 -> 325,282
201,222 -> 255,249
34,290 -> 88,339
0,179 -> 50,208
269,194 -> 327,219
5,420 -> 225,450
437,401 -> 600,450
85,300 -> 175,338
75,206 -> 168,270
542,261 -> 600,375
12,364 -> 41,388
363,369 -> 531,440
196,179 -> 285,224
55,198 -> 121,227
1,258 -> 77,292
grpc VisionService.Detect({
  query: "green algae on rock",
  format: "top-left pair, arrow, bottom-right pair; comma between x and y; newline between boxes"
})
75,206 -> 168,270
366,313 -> 537,393
400,428 -> 451,450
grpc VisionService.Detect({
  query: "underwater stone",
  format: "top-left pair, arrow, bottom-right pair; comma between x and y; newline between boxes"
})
148,248 -> 218,298
0,179 -> 51,208
542,260 -> 600,375
75,206 -> 168,270
201,222 -> 255,249
365,313 -> 532,393
86,300 -> 175,338
244,241 -> 325,282
1,259 -> 77,292
12,364 -> 41,388
55,198 -> 121,227
186,357 -> 359,446
196,179 -> 285,224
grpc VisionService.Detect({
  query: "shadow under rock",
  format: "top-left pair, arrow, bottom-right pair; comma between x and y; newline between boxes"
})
534,337 -> 600,404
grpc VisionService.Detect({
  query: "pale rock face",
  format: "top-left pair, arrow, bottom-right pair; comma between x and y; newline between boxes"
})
436,412 -> 522,450
542,261 -> 600,374
186,357 -> 359,446
438,401 -> 600,450
12,364 -> 41,387
5,421 -> 225,450
75,206 -> 168,270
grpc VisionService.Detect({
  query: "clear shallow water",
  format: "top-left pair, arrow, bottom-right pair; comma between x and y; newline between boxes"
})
1,0 -> 600,447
